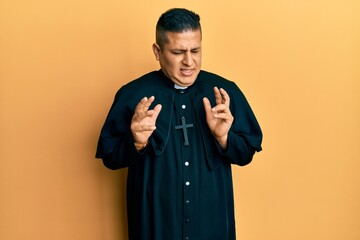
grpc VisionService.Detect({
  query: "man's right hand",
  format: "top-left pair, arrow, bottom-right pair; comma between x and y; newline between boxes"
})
130,96 -> 162,150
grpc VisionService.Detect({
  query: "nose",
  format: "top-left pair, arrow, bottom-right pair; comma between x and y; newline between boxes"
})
182,52 -> 193,66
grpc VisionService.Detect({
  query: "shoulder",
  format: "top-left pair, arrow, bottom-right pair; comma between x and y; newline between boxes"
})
114,71 -> 161,98
112,70 -> 173,109
197,70 -> 241,94
122,71 -> 160,90
198,70 -> 228,81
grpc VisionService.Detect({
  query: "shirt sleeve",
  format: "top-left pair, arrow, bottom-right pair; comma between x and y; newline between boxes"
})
226,82 -> 262,165
214,81 -> 262,167
95,88 -> 145,169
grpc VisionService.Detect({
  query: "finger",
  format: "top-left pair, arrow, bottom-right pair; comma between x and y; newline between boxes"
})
134,120 -> 157,132
213,112 -> 233,121
138,124 -> 157,132
144,103 -> 162,116
214,87 -> 222,105
203,97 -> 212,113
134,97 -> 147,116
136,96 -> 147,108
143,96 -> 155,109
219,88 -> 230,106
147,104 -> 162,119
135,96 -> 155,112
211,104 -> 229,113
140,96 -> 155,113
153,104 -> 162,114
132,124 -> 154,137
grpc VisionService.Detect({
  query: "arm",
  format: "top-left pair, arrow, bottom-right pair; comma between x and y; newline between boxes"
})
96,91 -> 162,170
203,85 -> 262,166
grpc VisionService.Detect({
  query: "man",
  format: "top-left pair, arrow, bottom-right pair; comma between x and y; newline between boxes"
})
96,8 -> 262,240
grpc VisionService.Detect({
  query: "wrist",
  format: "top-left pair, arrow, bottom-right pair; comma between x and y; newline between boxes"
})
215,135 -> 228,150
134,140 -> 149,151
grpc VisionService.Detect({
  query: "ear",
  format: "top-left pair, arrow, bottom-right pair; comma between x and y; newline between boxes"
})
152,43 -> 160,61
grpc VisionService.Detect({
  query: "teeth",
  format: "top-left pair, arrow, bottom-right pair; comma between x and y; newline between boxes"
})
182,69 -> 193,75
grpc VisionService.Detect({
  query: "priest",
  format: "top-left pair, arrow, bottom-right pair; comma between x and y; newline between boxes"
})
96,8 -> 262,240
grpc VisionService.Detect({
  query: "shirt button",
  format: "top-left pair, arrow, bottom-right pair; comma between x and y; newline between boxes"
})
185,237 -> 190,240
185,218 -> 190,223
185,200 -> 190,204
185,181 -> 190,186
184,161 -> 189,166
182,104 -> 186,109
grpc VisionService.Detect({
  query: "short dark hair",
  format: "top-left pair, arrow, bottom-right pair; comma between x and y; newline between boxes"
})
156,8 -> 201,49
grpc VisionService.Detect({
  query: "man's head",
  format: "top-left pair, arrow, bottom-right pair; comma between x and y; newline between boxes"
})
155,8 -> 201,49
153,8 -> 202,87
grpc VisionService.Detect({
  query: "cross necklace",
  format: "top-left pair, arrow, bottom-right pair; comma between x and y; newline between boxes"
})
175,116 -> 193,146
173,84 -> 194,146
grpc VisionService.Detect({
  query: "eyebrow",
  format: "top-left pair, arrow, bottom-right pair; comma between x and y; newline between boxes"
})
171,47 -> 201,51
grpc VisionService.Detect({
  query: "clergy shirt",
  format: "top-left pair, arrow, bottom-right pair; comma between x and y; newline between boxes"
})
96,70 -> 263,240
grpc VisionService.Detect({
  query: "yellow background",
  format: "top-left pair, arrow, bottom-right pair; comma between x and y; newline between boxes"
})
1,0 -> 359,239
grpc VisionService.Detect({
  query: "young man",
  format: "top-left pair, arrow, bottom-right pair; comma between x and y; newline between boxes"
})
96,8 -> 262,240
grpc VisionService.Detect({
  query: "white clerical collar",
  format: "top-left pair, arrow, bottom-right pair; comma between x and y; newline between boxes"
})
174,84 -> 188,90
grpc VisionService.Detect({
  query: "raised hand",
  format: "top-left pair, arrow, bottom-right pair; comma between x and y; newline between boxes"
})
203,87 -> 234,149
130,96 -> 162,150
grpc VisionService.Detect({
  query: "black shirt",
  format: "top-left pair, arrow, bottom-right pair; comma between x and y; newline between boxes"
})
96,70 -> 262,240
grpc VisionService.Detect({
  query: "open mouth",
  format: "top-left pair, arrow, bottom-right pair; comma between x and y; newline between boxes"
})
181,69 -> 194,76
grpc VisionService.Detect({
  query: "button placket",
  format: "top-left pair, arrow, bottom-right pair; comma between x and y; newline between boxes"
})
177,90 -> 194,240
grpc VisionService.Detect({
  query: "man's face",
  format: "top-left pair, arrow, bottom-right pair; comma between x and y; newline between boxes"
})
153,30 -> 202,87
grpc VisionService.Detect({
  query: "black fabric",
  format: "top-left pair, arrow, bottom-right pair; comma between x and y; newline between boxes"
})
96,70 -> 262,240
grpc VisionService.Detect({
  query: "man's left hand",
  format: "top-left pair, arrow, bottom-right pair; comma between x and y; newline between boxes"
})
203,87 -> 234,150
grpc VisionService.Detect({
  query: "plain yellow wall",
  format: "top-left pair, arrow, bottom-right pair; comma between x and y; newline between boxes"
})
1,0 -> 359,239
